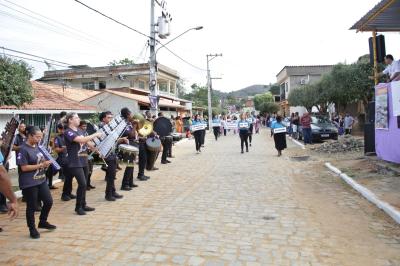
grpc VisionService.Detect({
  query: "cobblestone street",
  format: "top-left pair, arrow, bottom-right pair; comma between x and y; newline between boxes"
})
1,129 -> 400,265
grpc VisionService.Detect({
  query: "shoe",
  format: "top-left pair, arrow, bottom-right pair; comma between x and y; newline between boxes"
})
88,185 -> 96,189
0,204 -> 8,213
137,175 -> 149,181
161,160 -> 168,164
113,193 -> 123,199
83,206 -> 95,212
49,185 -> 57,190
241,150 -> 244,154
246,148 -> 249,152
121,186 -> 132,191
250,143 -> 252,146
29,228 -> 40,239
105,196 -> 116,201
38,221 -> 57,230
69,194 -> 77,199
150,167 -> 159,171
86,186 -> 91,191
75,208 -> 87,215
129,183 -> 138,188
61,195 -> 71,201
166,160 -> 171,163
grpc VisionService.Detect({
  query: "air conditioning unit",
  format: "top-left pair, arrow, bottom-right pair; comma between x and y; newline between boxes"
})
300,78 -> 307,85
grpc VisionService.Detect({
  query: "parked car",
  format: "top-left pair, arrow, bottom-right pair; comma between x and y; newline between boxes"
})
298,115 -> 338,142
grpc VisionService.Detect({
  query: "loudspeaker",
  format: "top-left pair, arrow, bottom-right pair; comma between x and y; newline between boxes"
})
364,123 -> 375,155
367,101 -> 375,123
369,35 -> 386,64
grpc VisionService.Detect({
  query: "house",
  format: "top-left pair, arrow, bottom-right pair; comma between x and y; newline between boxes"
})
276,65 -> 333,116
0,81 -> 97,131
0,81 -> 97,169
38,63 -> 180,98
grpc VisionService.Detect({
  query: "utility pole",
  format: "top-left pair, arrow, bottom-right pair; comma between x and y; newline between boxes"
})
149,0 -> 158,116
206,53 -> 222,130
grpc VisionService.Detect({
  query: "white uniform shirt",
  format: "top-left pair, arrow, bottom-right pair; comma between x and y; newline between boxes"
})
383,60 -> 400,79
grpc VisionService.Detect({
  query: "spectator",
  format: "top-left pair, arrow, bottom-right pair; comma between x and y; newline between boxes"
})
301,112 -> 312,144
344,113 -> 355,135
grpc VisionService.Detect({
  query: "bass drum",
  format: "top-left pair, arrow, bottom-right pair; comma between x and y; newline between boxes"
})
153,116 -> 172,137
145,137 -> 161,170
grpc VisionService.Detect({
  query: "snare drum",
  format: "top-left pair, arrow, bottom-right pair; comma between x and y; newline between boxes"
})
118,144 -> 139,166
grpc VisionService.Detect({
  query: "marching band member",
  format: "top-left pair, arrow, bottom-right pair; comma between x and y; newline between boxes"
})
62,112 -> 101,215
192,114 -> 203,153
16,126 -> 56,238
158,112 -> 172,165
78,121 -> 96,191
120,107 -> 139,190
98,111 -> 125,201
270,115 -> 287,157
238,113 -> 250,154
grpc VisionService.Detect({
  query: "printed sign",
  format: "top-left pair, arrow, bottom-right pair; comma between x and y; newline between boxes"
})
212,122 -> 221,127
273,127 -> 287,134
375,84 -> 389,130
239,122 -> 249,128
191,124 -> 206,131
226,121 -> 238,129
391,81 -> 400,117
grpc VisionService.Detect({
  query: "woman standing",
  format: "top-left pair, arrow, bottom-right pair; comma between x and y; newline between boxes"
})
212,115 -> 220,141
238,113 -> 250,154
175,116 -> 183,134
17,126 -> 56,239
222,115 -> 228,136
191,114 -> 203,153
61,113 -> 102,215
271,115 -> 287,157
255,115 -> 261,134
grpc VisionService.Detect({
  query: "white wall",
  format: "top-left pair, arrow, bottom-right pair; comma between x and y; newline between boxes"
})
82,93 -> 140,115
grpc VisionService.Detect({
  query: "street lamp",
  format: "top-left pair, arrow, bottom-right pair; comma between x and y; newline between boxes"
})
206,53 -> 222,130
155,26 -> 203,55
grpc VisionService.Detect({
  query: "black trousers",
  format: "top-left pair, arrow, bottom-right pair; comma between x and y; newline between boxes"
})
161,138 -> 172,162
200,130 -> 205,145
22,182 -> 53,229
122,166 -> 134,188
138,141 -> 147,176
240,132 -> 249,151
46,167 -> 54,187
0,193 -> 6,207
224,129 -> 227,136
62,167 -> 87,209
193,131 -> 202,151
88,159 -> 93,186
248,133 -> 253,144
105,157 -> 117,196
213,127 -> 219,140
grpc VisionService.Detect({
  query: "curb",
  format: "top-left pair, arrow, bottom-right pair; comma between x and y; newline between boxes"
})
325,162 -> 400,224
288,136 -> 306,149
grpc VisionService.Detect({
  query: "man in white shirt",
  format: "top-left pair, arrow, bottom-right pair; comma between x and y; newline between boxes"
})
371,54 -> 400,82
344,113 -> 355,135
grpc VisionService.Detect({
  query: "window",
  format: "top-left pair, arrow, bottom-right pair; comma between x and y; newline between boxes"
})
159,82 -> 168,92
99,81 -> 106,89
138,80 -> 145,89
82,82 -> 95,90
170,82 -> 176,94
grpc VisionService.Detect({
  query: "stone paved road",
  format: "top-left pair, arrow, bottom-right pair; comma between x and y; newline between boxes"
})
1,129 -> 400,265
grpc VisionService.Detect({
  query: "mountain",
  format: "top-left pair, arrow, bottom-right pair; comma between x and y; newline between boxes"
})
229,84 -> 270,98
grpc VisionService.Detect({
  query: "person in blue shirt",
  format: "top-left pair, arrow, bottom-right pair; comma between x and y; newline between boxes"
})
270,115 -> 287,157
246,112 -> 255,147
238,113 -> 250,154
191,114 -> 203,153
212,115 -> 221,141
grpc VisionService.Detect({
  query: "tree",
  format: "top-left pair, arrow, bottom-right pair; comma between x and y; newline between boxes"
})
0,56 -> 33,107
269,84 -> 280,95
258,102 -> 279,115
108,58 -> 135,66
176,78 -> 187,97
253,92 -> 274,111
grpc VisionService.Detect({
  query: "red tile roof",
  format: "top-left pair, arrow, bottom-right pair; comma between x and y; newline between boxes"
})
0,81 -> 96,111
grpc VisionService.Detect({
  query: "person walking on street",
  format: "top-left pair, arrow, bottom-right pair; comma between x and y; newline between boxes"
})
238,113 -> 250,154
271,115 -> 287,157
301,112 -> 312,145
344,113 -> 355,135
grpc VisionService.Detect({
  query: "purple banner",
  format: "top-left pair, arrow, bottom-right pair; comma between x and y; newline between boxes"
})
375,82 -> 400,163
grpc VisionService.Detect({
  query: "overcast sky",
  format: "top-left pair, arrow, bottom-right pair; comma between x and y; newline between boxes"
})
1,0 -> 399,92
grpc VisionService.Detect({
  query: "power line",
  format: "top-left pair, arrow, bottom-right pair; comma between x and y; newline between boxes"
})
1,53 -> 69,68
0,46 -> 72,65
72,0 -> 206,71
